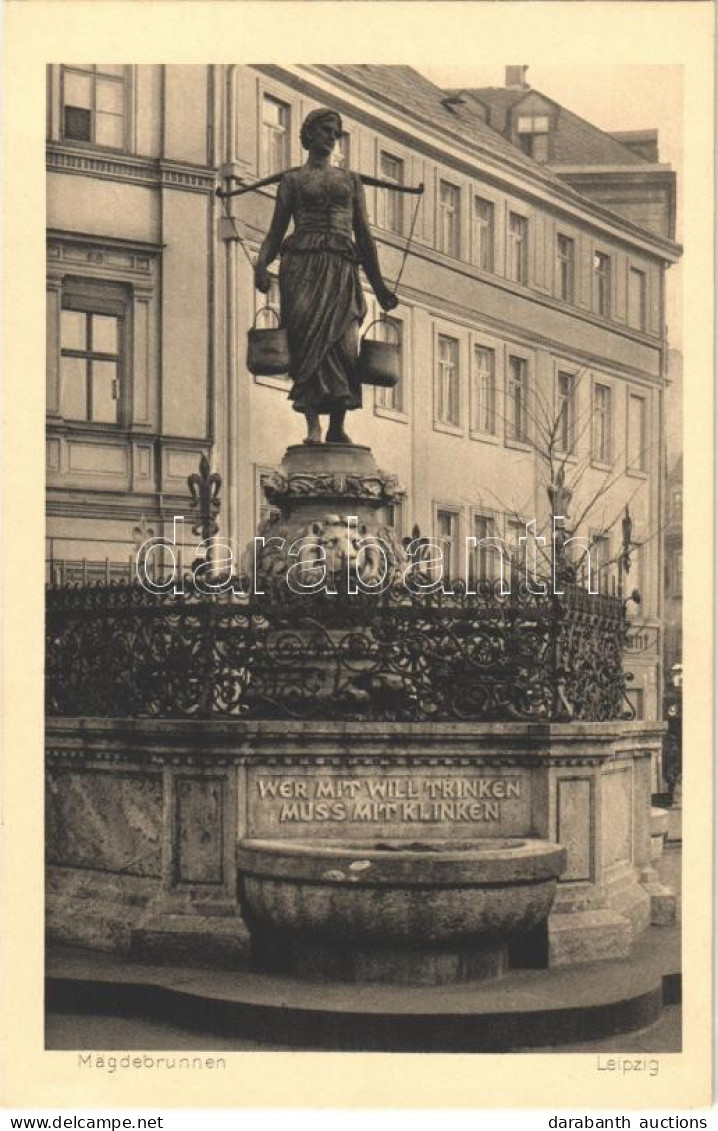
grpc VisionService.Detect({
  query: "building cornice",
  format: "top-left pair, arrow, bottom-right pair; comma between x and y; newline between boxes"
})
270,65 -> 681,265
550,165 -> 675,178
48,229 -> 165,255
46,143 -> 217,195
46,493 -> 195,522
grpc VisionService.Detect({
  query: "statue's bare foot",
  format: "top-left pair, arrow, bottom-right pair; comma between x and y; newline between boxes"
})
325,428 -> 352,444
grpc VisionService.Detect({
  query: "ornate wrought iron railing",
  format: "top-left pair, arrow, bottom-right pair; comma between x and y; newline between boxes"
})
46,575 -> 633,723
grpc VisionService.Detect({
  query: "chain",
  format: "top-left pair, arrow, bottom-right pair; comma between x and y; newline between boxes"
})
390,190 -> 423,295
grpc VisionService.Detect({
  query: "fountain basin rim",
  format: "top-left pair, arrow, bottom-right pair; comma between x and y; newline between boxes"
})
237,837 -> 566,886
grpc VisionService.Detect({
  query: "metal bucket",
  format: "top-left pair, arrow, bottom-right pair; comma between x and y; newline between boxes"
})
247,306 -> 290,376
358,317 -> 400,388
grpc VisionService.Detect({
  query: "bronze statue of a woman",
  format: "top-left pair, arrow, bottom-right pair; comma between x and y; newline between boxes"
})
254,107 -> 398,445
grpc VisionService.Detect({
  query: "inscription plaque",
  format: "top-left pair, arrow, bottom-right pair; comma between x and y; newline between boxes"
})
245,766 -> 531,840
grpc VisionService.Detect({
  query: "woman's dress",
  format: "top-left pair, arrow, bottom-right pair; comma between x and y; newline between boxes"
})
278,166 -> 366,413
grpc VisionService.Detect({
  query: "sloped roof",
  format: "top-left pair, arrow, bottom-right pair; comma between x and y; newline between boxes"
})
448,86 -> 526,135
455,86 -> 652,167
317,66 -> 570,184
302,65 -> 679,255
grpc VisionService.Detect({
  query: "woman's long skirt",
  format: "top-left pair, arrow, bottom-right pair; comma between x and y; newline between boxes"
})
280,246 -> 366,414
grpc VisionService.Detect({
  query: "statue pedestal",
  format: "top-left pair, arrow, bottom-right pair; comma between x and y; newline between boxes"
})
251,444 -> 407,595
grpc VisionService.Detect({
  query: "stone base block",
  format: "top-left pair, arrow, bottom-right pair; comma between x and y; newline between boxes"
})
46,867 -> 160,954
130,915 -> 251,969
251,930 -> 509,985
642,882 -> 678,927
47,895 -> 135,953
548,909 -> 632,967
602,868 -> 651,939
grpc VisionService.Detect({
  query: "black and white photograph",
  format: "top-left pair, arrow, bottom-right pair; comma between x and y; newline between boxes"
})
43,58 -> 684,1052
2,1 -> 713,1115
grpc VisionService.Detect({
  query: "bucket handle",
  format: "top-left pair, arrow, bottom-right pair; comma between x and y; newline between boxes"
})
361,317 -> 400,345
253,305 -> 281,330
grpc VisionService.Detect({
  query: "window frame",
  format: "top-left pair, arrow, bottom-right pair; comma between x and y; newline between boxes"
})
434,503 -> 462,584
592,248 -> 613,319
626,388 -> 649,476
377,150 -> 405,236
555,366 -> 578,457
433,329 -> 463,434
504,349 -> 532,449
331,129 -> 352,171
671,548 -> 683,598
471,194 -> 496,273
591,378 -> 614,468
556,233 -> 575,304
437,178 -> 462,259
627,265 -> 648,332
471,508 -> 504,586
259,91 -> 291,179
60,64 -> 130,152
590,530 -> 613,597
59,280 -> 130,429
507,209 -> 530,285
469,335 -> 500,443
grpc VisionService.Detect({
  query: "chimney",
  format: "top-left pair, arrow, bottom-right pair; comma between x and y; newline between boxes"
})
505,66 -> 529,89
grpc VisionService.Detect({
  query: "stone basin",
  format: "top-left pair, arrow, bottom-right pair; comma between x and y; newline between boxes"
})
237,837 -> 566,985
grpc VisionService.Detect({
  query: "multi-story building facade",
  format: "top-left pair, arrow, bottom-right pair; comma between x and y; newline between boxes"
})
46,64 -> 681,721
46,65 -> 218,578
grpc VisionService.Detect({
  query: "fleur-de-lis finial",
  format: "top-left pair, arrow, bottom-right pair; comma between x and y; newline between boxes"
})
132,513 -> 155,550
187,455 -> 222,543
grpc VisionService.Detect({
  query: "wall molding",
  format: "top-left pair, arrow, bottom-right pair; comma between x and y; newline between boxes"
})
47,144 -> 217,195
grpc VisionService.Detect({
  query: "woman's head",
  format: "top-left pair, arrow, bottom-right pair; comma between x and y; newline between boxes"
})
300,108 -> 343,151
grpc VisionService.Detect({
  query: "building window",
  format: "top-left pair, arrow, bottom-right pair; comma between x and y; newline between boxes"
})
671,550 -> 683,597
61,65 -> 127,149
435,335 -> 460,427
628,267 -> 647,331
507,355 -> 529,443
436,509 -> 459,582
375,317 -> 404,413
331,131 -> 351,169
506,516 -> 528,580
471,345 -> 496,435
473,513 -> 501,583
472,197 -> 495,272
593,252 -> 612,317
593,533 -> 611,595
557,235 -> 575,303
592,382 -> 613,464
378,152 -> 404,234
508,213 -> 528,284
261,95 -> 290,177
671,485 -> 683,519
438,181 -> 460,258
516,115 -> 550,161
557,371 -> 576,454
627,393 -> 647,472
60,287 -> 126,424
